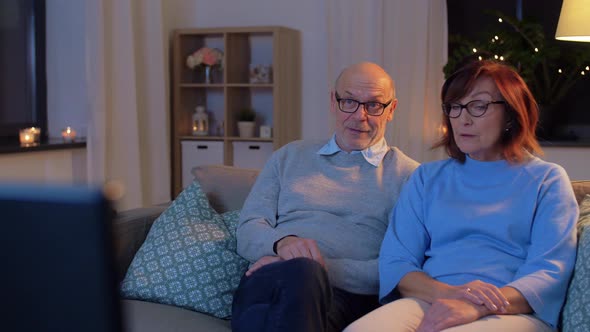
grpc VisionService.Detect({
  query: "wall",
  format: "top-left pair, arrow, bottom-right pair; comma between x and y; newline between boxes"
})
46,0 -> 88,139
0,149 -> 87,184
161,0 -> 589,179
15,0 -> 586,185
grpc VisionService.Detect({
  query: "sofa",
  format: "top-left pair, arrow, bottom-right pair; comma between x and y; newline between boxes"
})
113,164 -> 590,332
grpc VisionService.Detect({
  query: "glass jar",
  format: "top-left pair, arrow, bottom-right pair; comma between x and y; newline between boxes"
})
192,106 -> 209,136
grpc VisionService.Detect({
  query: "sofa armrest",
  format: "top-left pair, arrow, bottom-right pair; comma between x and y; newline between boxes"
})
112,205 -> 169,282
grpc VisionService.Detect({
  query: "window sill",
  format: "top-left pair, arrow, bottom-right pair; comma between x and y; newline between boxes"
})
539,140 -> 590,148
0,138 -> 87,155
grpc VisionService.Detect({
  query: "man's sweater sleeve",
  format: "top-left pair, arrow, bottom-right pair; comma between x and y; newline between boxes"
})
236,152 -> 294,263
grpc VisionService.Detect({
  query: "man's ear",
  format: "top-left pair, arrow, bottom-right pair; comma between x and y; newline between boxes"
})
387,98 -> 398,121
330,90 -> 337,114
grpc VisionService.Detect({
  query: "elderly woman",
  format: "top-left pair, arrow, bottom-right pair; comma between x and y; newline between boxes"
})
345,60 -> 579,332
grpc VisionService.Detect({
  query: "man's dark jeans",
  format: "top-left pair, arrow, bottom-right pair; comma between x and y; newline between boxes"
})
231,257 -> 379,332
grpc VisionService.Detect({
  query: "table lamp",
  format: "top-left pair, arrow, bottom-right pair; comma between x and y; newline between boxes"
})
555,0 -> 590,42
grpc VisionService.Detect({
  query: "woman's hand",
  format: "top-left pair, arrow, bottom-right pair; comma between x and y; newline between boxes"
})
417,298 -> 488,332
453,280 -> 510,313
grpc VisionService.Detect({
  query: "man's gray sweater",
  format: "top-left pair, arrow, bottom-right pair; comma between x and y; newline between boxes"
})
237,140 -> 418,294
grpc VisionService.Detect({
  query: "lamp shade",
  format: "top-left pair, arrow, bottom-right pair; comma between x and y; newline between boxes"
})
555,0 -> 590,42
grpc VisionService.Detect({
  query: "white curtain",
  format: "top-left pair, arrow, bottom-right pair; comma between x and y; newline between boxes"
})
326,0 -> 448,162
85,0 -> 170,210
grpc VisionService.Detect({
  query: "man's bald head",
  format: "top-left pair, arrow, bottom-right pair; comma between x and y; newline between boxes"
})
335,62 -> 395,99
330,62 -> 398,152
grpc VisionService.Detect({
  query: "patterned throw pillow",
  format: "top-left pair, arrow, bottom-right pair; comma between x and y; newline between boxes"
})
221,209 -> 241,239
121,182 -> 249,318
561,194 -> 590,332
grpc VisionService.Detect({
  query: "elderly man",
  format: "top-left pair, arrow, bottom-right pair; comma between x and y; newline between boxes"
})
231,62 -> 419,332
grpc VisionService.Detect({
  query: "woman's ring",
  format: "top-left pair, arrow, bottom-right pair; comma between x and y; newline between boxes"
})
466,287 -> 472,293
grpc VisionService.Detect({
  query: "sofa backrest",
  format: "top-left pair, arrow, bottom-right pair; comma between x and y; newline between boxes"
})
192,165 -> 260,213
572,180 -> 590,205
193,165 -> 590,211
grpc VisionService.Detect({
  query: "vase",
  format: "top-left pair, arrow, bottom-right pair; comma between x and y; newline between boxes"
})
204,66 -> 212,84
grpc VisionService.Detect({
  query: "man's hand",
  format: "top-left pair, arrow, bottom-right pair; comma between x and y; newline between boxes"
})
245,256 -> 283,277
417,298 -> 488,332
275,236 -> 326,268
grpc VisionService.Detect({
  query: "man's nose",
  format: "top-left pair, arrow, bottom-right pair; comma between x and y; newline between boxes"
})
352,105 -> 369,119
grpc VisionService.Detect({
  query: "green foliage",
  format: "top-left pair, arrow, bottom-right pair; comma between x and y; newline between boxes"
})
445,10 -> 590,108
237,108 -> 256,122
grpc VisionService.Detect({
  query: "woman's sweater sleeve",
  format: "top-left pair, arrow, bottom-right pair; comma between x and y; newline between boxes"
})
379,166 -> 431,303
507,166 -> 578,328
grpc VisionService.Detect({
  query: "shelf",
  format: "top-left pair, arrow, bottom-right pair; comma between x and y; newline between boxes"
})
177,136 -> 273,143
171,26 -> 301,197
179,83 -> 274,88
180,84 -> 225,88
226,83 -> 274,88
178,136 -> 224,141
226,137 -> 273,142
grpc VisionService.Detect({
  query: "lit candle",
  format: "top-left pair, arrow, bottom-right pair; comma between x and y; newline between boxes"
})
29,127 -> 41,142
61,126 -> 77,142
19,128 -> 37,146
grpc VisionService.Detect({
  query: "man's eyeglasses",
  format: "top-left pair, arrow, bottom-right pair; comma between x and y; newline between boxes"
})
335,92 -> 392,116
442,100 -> 506,118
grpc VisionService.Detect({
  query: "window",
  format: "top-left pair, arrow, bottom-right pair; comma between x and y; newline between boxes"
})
0,0 -> 46,143
447,0 -> 590,143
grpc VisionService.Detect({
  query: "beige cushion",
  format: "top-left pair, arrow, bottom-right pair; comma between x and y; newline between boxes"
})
192,165 -> 260,213
123,300 -> 231,332
572,181 -> 590,205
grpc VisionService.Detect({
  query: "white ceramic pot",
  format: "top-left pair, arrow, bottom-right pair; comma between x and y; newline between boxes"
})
237,121 -> 256,138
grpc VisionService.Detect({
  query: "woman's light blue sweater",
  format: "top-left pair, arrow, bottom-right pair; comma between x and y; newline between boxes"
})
379,155 -> 579,328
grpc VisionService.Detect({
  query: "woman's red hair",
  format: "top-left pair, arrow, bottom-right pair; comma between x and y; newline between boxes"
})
434,60 -> 542,163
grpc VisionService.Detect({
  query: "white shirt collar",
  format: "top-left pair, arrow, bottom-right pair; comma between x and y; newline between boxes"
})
317,135 -> 390,167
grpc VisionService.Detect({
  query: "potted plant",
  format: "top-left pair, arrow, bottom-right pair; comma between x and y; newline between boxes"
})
237,108 -> 256,138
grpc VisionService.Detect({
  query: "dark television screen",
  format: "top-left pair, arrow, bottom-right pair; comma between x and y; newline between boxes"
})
0,0 -> 46,143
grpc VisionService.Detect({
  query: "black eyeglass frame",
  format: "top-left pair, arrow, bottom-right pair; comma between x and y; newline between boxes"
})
442,100 -> 506,118
335,92 -> 393,116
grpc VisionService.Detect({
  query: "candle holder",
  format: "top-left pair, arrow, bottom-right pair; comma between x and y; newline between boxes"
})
61,126 -> 77,142
192,106 -> 209,136
19,127 -> 40,147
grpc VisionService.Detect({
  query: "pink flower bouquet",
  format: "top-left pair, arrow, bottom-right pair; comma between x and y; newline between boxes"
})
186,47 -> 223,69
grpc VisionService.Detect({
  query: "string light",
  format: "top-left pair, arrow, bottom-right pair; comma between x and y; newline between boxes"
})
586,66 -> 589,71
534,48 -> 539,52
472,48 -> 477,53
498,18 -> 503,23
500,56 -> 505,61
494,55 -> 499,59
478,56 -> 483,61
491,38 -> 496,43
494,36 -> 499,40
558,69 -> 563,74
582,71 -> 586,76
